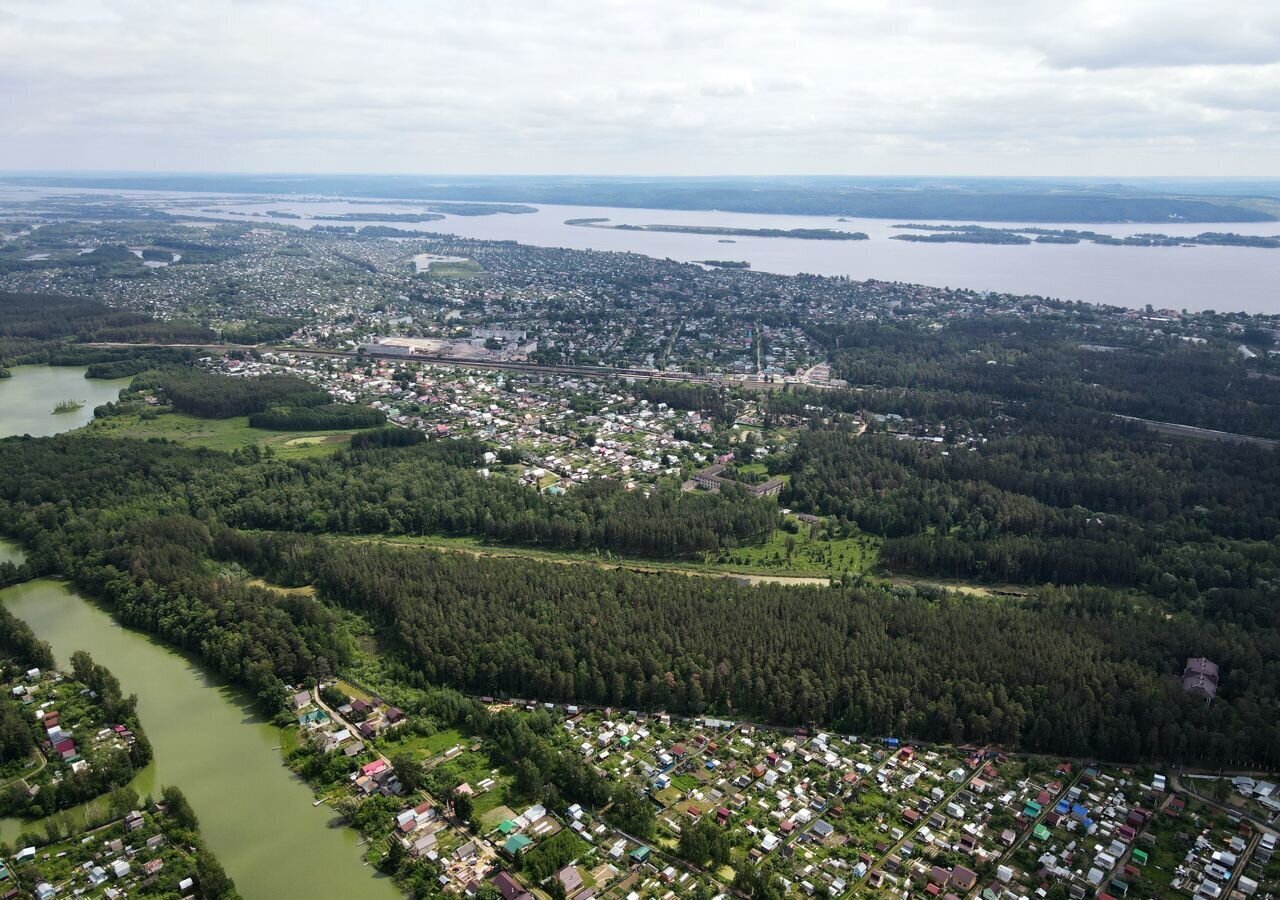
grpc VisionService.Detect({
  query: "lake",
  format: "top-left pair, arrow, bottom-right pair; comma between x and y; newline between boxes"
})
167,194 -> 1280,315
0,553 -> 400,899
0,365 -> 133,438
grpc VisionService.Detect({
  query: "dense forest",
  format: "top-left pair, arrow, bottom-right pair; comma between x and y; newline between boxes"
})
140,369 -> 332,417
220,318 -> 302,345
248,402 -> 387,430
231,532 -> 1280,767
220,436 -> 777,557
0,290 -> 211,366
0,432 -> 1277,768
0,291 -> 213,364
782,414 -> 1280,595
770,316 -> 1280,595
804,318 -> 1280,439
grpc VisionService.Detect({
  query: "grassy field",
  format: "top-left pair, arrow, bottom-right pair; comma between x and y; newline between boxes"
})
429,748 -> 524,818
360,532 -> 838,586
279,723 -> 305,757
245,578 -> 317,597
670,773 -> 701,792
77,409 -> 363,458
714,523 -> 879,577
382,728 -> 467,761
333,678 -> 376,704
884,575 -> 1030,599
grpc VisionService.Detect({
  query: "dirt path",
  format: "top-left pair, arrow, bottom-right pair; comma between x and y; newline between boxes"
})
356,536 -> 835,587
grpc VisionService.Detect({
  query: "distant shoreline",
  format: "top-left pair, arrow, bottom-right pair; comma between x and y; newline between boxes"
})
6,173 -> 1276,223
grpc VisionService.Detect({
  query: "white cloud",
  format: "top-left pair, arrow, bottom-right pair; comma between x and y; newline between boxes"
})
0,0 -> 1275,174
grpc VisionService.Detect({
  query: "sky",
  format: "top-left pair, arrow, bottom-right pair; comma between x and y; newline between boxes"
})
0,0 -> 1277,176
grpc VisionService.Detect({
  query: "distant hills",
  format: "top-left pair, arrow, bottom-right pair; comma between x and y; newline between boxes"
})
5,173 -> 1278,223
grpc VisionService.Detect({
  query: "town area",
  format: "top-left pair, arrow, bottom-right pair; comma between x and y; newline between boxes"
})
281,668 -> 1280,900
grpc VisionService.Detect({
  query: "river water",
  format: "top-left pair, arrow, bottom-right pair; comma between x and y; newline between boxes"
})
0,365 -> 133,438
3,184 -> 1278,313
164,194 -> 1280,315
0,564 -> 400,898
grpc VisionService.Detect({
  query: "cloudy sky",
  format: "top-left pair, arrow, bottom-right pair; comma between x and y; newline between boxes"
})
1,0 -> 1277,175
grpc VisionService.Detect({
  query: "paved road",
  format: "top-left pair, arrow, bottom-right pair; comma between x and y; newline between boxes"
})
1114,415 -> 1278,448
1170,772 -> 1279,837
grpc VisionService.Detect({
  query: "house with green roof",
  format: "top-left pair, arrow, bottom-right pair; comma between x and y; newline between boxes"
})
503,834 -> 533,856
298,708 -> 328,726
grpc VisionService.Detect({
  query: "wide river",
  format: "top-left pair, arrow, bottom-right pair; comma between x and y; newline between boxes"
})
4,184 -> 1279,313
164,193 -> 1280,315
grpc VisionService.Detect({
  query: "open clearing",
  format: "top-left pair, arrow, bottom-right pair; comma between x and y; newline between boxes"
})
78,409 -> 364,458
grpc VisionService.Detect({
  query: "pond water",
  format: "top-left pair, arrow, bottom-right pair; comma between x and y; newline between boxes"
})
0,366 -> 133,438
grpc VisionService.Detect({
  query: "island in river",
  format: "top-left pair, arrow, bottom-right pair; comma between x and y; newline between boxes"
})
892,223 -> 1280,247
565,217 -> 869,240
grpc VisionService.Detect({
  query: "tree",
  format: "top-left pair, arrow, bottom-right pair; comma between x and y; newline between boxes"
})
195,846 -> 241,900
452,788 -> 474,824
107,786 -> 141,821
516,758 -> 544,796
383,836 -> 406,874
392,752 -> 423,794
677,819 -> 731,867
605,785 -> 654,839
334,795 -> 363,824
162,784 -> 199,831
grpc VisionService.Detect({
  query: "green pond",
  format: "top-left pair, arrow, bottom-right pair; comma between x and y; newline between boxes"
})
0,365 -> 134,438
0,540 -> 22,567
0,544 -> 400,898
